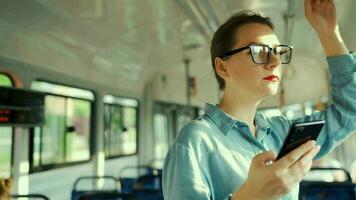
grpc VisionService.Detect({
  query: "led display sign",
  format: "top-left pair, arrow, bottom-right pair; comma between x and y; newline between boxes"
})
0,86 -> 44,126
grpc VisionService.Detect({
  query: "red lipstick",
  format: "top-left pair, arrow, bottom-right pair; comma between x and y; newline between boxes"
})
263,75 -> 279,82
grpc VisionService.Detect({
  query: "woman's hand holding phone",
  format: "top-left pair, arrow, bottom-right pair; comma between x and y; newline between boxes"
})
231,141 -> 320,200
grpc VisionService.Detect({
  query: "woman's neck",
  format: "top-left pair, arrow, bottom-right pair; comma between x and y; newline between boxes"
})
218,89 -> 261,137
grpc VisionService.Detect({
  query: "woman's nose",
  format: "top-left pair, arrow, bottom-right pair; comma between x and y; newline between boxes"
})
265,52 -> 281,70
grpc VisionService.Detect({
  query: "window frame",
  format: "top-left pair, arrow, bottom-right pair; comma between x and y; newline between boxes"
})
29,81 -> 95,173
103,96 -> 140,160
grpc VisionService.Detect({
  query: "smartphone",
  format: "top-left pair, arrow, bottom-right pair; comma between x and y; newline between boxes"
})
276,120 -> 325,160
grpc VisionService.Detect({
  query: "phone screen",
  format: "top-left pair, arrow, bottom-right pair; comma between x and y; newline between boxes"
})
276,120 -> 325,160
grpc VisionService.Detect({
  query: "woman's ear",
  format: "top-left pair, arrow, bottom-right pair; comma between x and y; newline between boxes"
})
214,57 -> 229,79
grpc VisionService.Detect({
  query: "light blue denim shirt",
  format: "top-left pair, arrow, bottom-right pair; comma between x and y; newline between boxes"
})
162,53 -> 356,200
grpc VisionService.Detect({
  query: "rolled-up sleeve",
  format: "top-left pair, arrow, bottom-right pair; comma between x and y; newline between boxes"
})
275,53 -> 356,159
314,53 -> 356,159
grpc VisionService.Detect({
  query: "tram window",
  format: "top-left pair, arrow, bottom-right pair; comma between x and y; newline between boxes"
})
154,113 -> 169,160
258,100 -> 323,120
0,73 -> 13,177
31,81 -> 93,171
0,73 -> 13,87
66,98 -> 91,162
0,127 -> 12,177
104,95 -> 138,158
153,103 -> 199,164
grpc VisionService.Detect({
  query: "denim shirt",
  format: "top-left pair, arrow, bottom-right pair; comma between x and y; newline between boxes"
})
162,53 -> 356,200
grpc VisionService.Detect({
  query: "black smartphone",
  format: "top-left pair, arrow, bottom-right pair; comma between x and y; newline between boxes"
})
276,120 -> 325,160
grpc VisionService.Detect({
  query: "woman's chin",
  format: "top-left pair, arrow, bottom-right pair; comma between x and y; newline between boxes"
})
259,89 -> 279,99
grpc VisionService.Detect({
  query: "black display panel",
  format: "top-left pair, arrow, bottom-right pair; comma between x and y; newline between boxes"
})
0,86 -> 45,126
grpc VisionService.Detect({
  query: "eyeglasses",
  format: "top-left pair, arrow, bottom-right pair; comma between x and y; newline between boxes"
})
218,44 -> 293,64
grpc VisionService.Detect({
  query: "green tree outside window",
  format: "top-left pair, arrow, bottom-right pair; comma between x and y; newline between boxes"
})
0,73 -> 12,87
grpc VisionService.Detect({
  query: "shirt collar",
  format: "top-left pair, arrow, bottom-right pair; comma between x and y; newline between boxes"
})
204,103 -> 271,136
254,113 -> 269,131
254,113 -> 271,141
204,103 -> 245,135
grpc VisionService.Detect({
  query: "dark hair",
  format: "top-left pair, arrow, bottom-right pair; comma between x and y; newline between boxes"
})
210,10 -> 274,90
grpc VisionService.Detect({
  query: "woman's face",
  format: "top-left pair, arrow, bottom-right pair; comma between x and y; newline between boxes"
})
222,23 -> 282,99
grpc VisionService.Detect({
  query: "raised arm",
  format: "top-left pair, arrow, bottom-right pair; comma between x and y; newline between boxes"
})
304,0 -> 348,56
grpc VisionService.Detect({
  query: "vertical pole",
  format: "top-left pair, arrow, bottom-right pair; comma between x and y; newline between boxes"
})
12,127 -> 29,194
92,92 -> 105,189
184,58 -> 191,106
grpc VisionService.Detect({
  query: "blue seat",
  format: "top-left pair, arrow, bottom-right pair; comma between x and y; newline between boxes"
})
299,167 -> 356,200
11,194 -> 50,200
71,176 -> 119,200
76,191 -> 138,200
299,181 -> 356,200
118,165 -> 161,193
120,178 -> 136,193
132,174 -> 163,200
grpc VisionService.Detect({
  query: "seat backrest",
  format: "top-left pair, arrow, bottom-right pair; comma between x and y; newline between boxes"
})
118,165 -> 155,178
133,174 -> 162,191
76,191 -> 138,200
119,178 -> 136,193
308,167 -> 353,182
71,176 -> 119,200
299,181 -> 356,200
132,174 -> 163,200
119,167 -> 162,193
11,194 -> 50,200
72,176 -> 119,191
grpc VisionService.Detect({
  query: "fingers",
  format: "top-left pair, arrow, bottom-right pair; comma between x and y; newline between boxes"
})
252,150 -> 276,166
275,140 -> 316,169
305,0 -> 333,13
287,145 -> 320,182
304,0 -> 313,16
289,144 -> 320,170
304,0 -> 316,19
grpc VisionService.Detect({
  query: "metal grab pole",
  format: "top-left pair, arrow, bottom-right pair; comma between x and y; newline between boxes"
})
184,58 -> 191,106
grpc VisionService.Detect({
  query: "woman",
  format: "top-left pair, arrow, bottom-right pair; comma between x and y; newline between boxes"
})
163,0 -> 355,199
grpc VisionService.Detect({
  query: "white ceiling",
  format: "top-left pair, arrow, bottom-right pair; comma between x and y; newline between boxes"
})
0,0 -> 354,97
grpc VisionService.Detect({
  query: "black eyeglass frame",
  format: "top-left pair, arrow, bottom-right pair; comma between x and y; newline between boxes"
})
218,44 -> 293,64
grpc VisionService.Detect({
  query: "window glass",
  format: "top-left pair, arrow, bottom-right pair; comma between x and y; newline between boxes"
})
122,107 -> 137,154
31,81 -> 93,170
104,96 -> 138,158
0,127 -> 12,177
154,113 -> 169,160
108,105 -> 123,156
41,95 -> 66,165
65,98 -> 90,162
0,73 -> 13,176
0,73 -> 12,87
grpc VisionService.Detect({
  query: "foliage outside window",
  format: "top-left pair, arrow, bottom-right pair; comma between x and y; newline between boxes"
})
0,127 -> 12,177
0,73 -> 12,87
31,81 -> 93,171
104,95 -> 138,158
0,73 -> 13,177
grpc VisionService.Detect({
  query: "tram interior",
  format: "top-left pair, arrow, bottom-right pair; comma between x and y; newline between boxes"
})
0,0 -> 355,199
